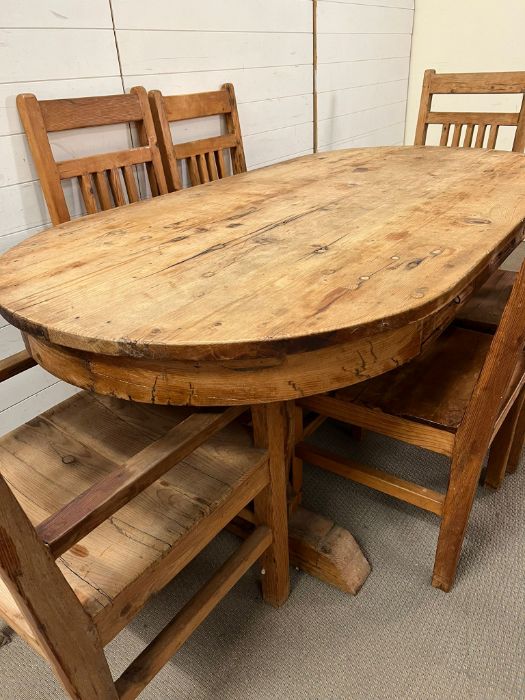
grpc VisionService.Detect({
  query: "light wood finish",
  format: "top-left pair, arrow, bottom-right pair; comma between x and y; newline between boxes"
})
251,402 -> 291,607
149,83 -> 246,192
1,148 -> 525,405
415,69 -> 525,151
1,146 -> 525,598
296,443 -> 445,516
298,260 -> 525,591
37,405 -> 246,557
115,525 -> 272,700
16,87 -> 168,225
0,381 -> 288,697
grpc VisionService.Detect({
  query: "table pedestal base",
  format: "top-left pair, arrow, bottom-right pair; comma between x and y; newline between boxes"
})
288,506 -> 370,594
230,505 -> 370,595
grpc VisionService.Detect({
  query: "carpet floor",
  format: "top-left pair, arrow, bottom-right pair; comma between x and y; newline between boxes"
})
0,420 -> 523,700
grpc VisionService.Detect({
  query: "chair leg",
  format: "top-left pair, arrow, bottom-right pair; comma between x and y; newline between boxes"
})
432,450 -> 484,592
252,402 -> 291,608
507,392 -> 525,474
484,391 -> 525,488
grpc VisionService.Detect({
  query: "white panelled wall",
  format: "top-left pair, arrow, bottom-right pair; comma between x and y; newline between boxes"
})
0,0 -> 413,435
316,0 -> 414,151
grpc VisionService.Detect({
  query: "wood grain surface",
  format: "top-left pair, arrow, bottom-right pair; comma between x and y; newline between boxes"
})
1,147 -> 525,363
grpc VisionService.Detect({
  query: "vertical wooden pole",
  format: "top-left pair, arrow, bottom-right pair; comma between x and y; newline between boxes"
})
312,0 -> 318,154
252,402 -> 292,607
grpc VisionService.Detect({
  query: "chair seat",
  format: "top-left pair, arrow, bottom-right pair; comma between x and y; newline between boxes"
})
0,392 -> 265,641
455,269 -> 515,333
337,326 -> 525,433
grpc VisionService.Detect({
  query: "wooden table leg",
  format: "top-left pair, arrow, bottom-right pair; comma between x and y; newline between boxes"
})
250,402 -> 371,596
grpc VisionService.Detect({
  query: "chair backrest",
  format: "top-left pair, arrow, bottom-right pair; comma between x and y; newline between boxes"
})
456,256 -> 525,475
17,87 -> 168,225
149,83 -> 246,191
415,69 -> 525,151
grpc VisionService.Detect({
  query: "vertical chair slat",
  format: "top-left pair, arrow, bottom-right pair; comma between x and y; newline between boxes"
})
439,123 -> 450,146
487,124 -> 499,148
451,124 -> 463,146
475,123 -> 487,148
109,168 -> 127,206
197,153 -> 210,183
216,149 -> 227,177
187,156 -> 200,185
207,151 -> 219,180
463,124 -> 475,147
94,171 -> 113,210
123,165 -> 140,203
78,174 -> 98,214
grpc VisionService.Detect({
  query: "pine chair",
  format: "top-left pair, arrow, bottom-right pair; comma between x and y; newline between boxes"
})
295,258 -> 525,592
17,87 -> 168,226
148,83 -> 246,191
415,69 -> 525,334
13,88 -> 170,387
0,363 -> 289,698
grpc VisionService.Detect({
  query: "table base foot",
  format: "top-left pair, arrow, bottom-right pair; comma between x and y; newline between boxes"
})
229,506 -> 370,595
288,506 -> 370,595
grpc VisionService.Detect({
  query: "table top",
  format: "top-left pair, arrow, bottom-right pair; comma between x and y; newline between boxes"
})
1,146 -> 525,364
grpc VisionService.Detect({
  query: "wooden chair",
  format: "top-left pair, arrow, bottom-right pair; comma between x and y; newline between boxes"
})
149,83 -> 246,191
0,362 -> 289,698
14,87 -> 170,384
17,87 -> 168,226
295,258 -> 525,592
415,69 -> 525,334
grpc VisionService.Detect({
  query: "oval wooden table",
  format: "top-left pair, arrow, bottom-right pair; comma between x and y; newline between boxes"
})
1,146 -> 525,593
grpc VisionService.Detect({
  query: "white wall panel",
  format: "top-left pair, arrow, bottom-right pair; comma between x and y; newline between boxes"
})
115,0 -> 314,171
316,0 -> 413,151
0,0 -> 112,29
118,31 -> 311,76
0,3 -> 122,435
112,0 -> 311,32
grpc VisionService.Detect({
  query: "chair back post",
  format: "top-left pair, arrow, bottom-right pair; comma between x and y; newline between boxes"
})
222,82 -> 247,174
0,472 -> 117,698
414,69 -> 436,146
16,94 -> 70,224
457,257 -> 525,461
130,86 -> 168,197
514,94 -> 525,152
149,89 -> 184,191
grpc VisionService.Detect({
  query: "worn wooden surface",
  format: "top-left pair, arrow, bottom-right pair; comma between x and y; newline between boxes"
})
0,391 -> 269,642
1,147 -> 525,404
335,326 -> 524,433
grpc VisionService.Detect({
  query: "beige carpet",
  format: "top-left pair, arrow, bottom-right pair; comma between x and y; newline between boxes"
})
0,420 -> 524,700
